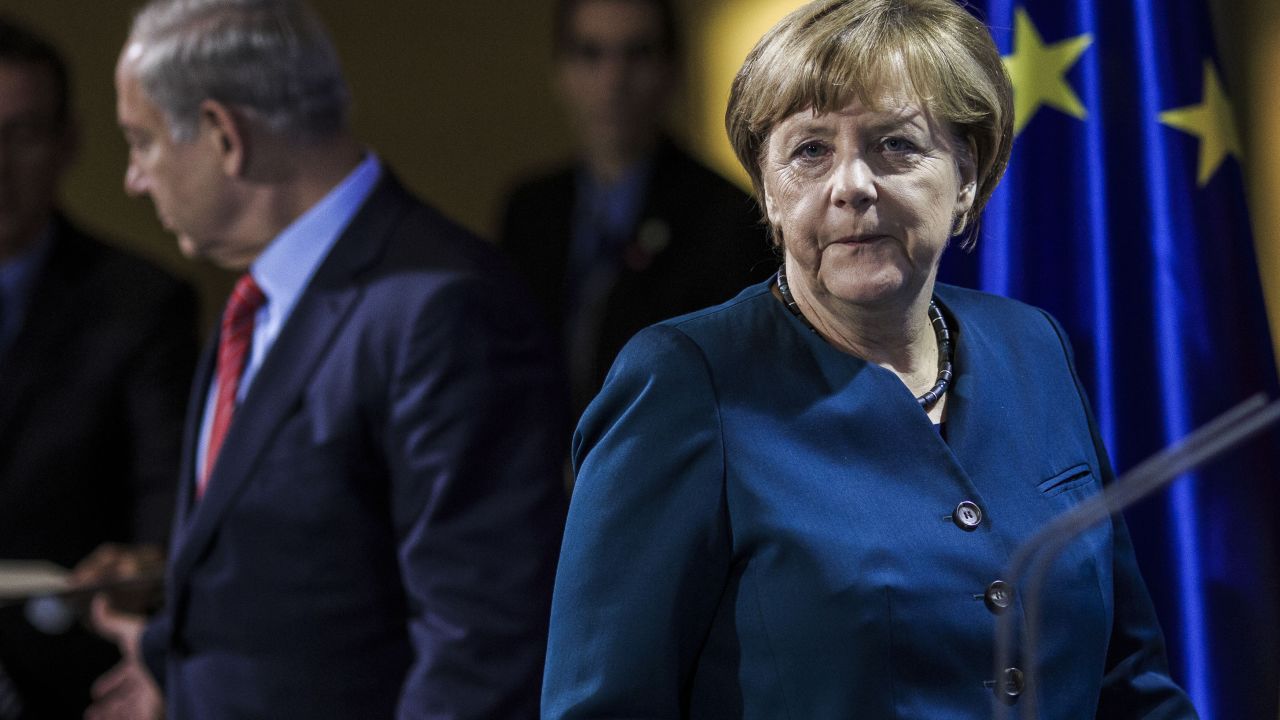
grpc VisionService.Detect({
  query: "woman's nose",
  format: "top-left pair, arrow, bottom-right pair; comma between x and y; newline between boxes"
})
831,155 -> 877,210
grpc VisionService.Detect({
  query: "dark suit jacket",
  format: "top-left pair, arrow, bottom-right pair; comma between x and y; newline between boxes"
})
141,172 -> 568,719
546,280 -> 1196,719
0,216 -> 195,719
499,139 -> 773,411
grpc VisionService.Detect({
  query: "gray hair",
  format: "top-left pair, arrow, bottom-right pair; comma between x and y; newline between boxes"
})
126,0 -> 350,141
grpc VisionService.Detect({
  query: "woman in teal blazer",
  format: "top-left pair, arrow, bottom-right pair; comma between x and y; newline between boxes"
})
543,0 -> 1197,718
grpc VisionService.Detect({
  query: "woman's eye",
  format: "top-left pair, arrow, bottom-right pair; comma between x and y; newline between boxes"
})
881,137 -> 915,153
795,142 -> 827,160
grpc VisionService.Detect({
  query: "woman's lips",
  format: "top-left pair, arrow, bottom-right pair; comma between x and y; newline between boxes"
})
834,234 -> 889,245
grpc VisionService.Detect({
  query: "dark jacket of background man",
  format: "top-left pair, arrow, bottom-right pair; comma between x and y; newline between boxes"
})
499,0 -> 772,415
0,15 -> 196,719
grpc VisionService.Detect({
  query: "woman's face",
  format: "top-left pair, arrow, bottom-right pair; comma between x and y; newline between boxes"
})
760,93 -> 976,311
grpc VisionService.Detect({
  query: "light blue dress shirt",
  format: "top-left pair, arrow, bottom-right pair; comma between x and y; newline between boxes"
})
196,153 -> 383,481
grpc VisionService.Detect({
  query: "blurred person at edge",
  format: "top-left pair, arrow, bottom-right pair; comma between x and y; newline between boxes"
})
79,0 -> 568,718
500,0 -> 772,417
541,0 -> 1198,718
0,14 -> 195,720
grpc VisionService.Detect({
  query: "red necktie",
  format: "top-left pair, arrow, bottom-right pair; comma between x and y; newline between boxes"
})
200,274 -> 266,497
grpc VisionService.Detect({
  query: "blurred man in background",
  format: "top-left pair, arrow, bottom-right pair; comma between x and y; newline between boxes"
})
500,0 -> 772,415
86,0 -> 567,717
0,14 -> 195,719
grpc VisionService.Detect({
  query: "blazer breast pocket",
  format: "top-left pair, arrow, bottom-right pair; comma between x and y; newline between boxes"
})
1036,462 -> 1097,498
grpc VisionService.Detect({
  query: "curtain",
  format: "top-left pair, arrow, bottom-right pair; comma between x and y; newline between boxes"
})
939,2 -> 1280,718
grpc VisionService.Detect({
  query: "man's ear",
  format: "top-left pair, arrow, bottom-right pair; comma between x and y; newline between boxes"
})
199,99 -> 246,177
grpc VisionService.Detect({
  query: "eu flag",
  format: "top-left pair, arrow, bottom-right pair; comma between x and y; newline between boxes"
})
938,2 -> 1280,718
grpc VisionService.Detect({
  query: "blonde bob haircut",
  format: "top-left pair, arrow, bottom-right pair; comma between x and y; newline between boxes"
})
726,0 -> 1013,247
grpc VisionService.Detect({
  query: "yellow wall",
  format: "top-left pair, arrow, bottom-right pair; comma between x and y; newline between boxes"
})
4,0 -> 1277,358
1241,2 -> 1280,365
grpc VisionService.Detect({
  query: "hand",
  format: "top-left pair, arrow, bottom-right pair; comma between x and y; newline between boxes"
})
84,595 -> 163,720
85,658 -> 164,720
70,543 -> 165,614
88,593 -> 145,661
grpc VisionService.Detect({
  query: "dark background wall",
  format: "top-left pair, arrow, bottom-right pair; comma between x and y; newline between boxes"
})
4,0 -> 1277,343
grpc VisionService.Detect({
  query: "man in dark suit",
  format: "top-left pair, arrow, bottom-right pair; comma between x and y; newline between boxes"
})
86,1 -> 567,718
500,0 -> 772,414
0,16 -> 195,719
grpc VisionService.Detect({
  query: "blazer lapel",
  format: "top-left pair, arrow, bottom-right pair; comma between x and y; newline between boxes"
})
167,174 -> 413,584
773,291 -> 989,510
936,290 -> 1033,487
171,326 -> 219,526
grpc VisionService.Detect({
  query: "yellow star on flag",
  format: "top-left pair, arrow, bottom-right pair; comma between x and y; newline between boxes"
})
1158,61 -> 1243,187
1002,8 -> 1094,135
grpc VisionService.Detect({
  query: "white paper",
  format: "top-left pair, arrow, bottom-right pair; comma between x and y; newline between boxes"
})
0,560 -> 70,599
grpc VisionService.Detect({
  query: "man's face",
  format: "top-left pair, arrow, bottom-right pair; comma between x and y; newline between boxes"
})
0,61 -> 73,259
557,0 -> 674,154
115,47 -> 242,267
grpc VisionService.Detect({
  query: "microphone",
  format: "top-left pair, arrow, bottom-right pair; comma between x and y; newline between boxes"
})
991,393 -> 1280,719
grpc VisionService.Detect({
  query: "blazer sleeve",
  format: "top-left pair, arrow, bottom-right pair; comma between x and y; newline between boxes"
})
382,272 -> 568,720
1041,310 -> 1199,719
140,610 -> 170,691
543,325 -> 734,719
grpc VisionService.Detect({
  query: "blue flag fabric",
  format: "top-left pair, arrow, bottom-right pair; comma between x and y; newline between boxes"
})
937,2 -> 1280,718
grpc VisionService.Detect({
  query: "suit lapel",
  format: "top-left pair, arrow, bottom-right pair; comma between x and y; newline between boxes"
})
171,326 -> 219,525
620,138 -> 681,276
168,175 -> 413,583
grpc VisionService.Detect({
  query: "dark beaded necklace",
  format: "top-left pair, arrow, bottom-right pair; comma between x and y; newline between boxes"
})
776,265 -> 954,410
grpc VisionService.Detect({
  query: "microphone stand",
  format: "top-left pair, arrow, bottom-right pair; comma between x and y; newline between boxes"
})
992,393 -> 1280,719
